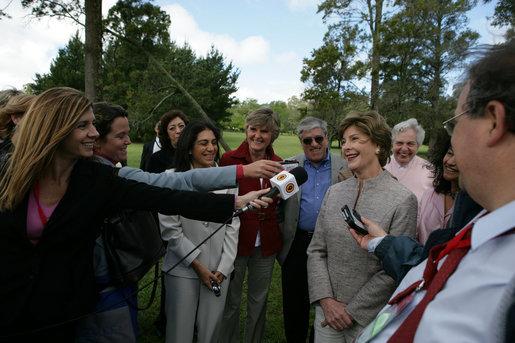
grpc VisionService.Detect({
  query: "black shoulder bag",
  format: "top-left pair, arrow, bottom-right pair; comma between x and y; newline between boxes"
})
102,209 -> 165,310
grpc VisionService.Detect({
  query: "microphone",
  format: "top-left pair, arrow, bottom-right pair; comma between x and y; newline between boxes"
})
235,166 -> 308,216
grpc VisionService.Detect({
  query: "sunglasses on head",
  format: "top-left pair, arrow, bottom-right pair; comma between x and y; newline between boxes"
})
302,135 -> 324,145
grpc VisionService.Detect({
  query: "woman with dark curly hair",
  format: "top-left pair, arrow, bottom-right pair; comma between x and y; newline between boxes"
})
416,128 -> 460,244
147,109 -> 189,173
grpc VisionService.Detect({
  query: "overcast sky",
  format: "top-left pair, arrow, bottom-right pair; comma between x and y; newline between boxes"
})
0,0 -> 508,103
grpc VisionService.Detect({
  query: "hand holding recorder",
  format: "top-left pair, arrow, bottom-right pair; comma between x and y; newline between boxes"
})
343,207 -> 388,251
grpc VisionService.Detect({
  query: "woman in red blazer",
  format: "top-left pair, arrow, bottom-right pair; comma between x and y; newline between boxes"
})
219,107 -> 283,343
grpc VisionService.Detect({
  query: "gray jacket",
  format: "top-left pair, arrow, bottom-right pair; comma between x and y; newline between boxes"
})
118,165 -> 237,192
276,152 -> 347,265
307,170 -> 417,326
160,186 -> 240,279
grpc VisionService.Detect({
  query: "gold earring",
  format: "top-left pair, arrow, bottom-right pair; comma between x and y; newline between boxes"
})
375,149 -> 380,155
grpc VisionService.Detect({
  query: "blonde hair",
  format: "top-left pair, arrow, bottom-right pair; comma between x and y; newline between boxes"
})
0,94 -> 36,138
245,107 -> 281,142
0,88 -> 91,211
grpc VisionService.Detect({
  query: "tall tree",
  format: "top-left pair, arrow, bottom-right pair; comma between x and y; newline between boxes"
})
379,7 -> 427,125
29,32 -> 85,93
102,0 -> 238,141
383,0 -> 478,137
84,0 -> 102,101
317,0 -> 388,109
21,0 -> 102,101
301,29 -> 368,142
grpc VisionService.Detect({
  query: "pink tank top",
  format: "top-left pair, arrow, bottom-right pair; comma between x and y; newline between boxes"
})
26,189 -> 58,245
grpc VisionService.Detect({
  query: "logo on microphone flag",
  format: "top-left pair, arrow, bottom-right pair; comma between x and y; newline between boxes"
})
276,174 -> 287,181
270,170 -> 299,200
285,183 -> 295,193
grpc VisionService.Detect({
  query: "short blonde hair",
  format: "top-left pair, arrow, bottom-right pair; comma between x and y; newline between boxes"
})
245,107 -> 281,142
338,111 -> 392,167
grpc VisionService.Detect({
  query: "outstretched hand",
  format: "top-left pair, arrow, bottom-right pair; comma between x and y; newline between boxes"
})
235,188 -> 273,210
242,160 -> 283,179
348,216 -> 388,251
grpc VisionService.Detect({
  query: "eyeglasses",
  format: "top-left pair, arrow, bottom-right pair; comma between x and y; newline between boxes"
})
443,109 -> 469,136
302,135 -> 325,145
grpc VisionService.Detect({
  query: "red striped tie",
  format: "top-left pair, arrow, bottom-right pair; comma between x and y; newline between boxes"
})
387,226 -> 473,343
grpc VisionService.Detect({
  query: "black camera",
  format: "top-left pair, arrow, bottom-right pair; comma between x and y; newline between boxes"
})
341,205 -> 368,235
210,279 -> 221,297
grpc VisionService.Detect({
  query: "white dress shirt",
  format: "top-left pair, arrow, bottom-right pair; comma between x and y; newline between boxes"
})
366,200 -> 515,342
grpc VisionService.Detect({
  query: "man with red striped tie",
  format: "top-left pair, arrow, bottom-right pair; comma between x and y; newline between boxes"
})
349,39 -> 515,343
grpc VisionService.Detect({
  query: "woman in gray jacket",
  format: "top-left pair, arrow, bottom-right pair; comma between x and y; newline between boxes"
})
307,111 -> 418,342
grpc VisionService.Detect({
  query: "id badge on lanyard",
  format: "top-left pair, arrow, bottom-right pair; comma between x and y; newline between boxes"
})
354,292 -> 417,343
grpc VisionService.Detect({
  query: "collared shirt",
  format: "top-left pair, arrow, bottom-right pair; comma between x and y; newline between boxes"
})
367,200 -> 515,342
384,155 -> 433,203
298,150 -> 332,232
153,137 -> 161,153
391,155 -> 415,170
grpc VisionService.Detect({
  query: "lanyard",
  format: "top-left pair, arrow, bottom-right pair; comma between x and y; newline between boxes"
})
34,180 -> 48,227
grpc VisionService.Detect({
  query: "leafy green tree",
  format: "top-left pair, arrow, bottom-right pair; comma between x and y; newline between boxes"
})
312,0 -> 478,141
484,0 -> 515,38
267,100 -> 301,134
287,96 -> 311,121
24,0 -> 239,143
226,99 -> 261,131
486,0 -> 515,27
318,0 -> 388,109
379,7 -> 427,125
380,0 -> 478,139
20,0 -> 102,100
29,32 -> 85,94
101,0 -> 238,141
301,29 -> 368,143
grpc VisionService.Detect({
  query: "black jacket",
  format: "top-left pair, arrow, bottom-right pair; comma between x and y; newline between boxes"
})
139,140 -> 155,171
0,159 -> 234,341
147,146 -> 176,173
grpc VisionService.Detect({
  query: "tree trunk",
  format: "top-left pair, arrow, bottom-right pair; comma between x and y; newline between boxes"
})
84,0 -> 102,101
370,0 -> 383,111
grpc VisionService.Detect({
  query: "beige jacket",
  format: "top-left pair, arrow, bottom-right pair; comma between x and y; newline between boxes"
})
307,170 -> 417,326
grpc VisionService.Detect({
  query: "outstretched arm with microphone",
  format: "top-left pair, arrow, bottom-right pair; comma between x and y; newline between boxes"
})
235,188 -> 274,212
235,166 -> 309,216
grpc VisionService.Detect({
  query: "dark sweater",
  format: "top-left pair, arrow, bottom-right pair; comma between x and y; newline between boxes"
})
0,159 -> 234,341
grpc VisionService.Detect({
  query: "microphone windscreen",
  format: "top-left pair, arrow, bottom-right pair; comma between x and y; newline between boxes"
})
289,166 -> 308,186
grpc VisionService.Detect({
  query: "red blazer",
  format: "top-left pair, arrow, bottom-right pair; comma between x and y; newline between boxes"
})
219,140 -> 283,257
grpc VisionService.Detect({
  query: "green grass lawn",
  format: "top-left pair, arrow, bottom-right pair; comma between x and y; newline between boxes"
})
129,131 -> 428,343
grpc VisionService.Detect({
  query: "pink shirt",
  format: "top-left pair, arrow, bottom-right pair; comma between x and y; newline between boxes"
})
26,189 -> 58,245
384,155 -> 433,204
416,188 -> 453,244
